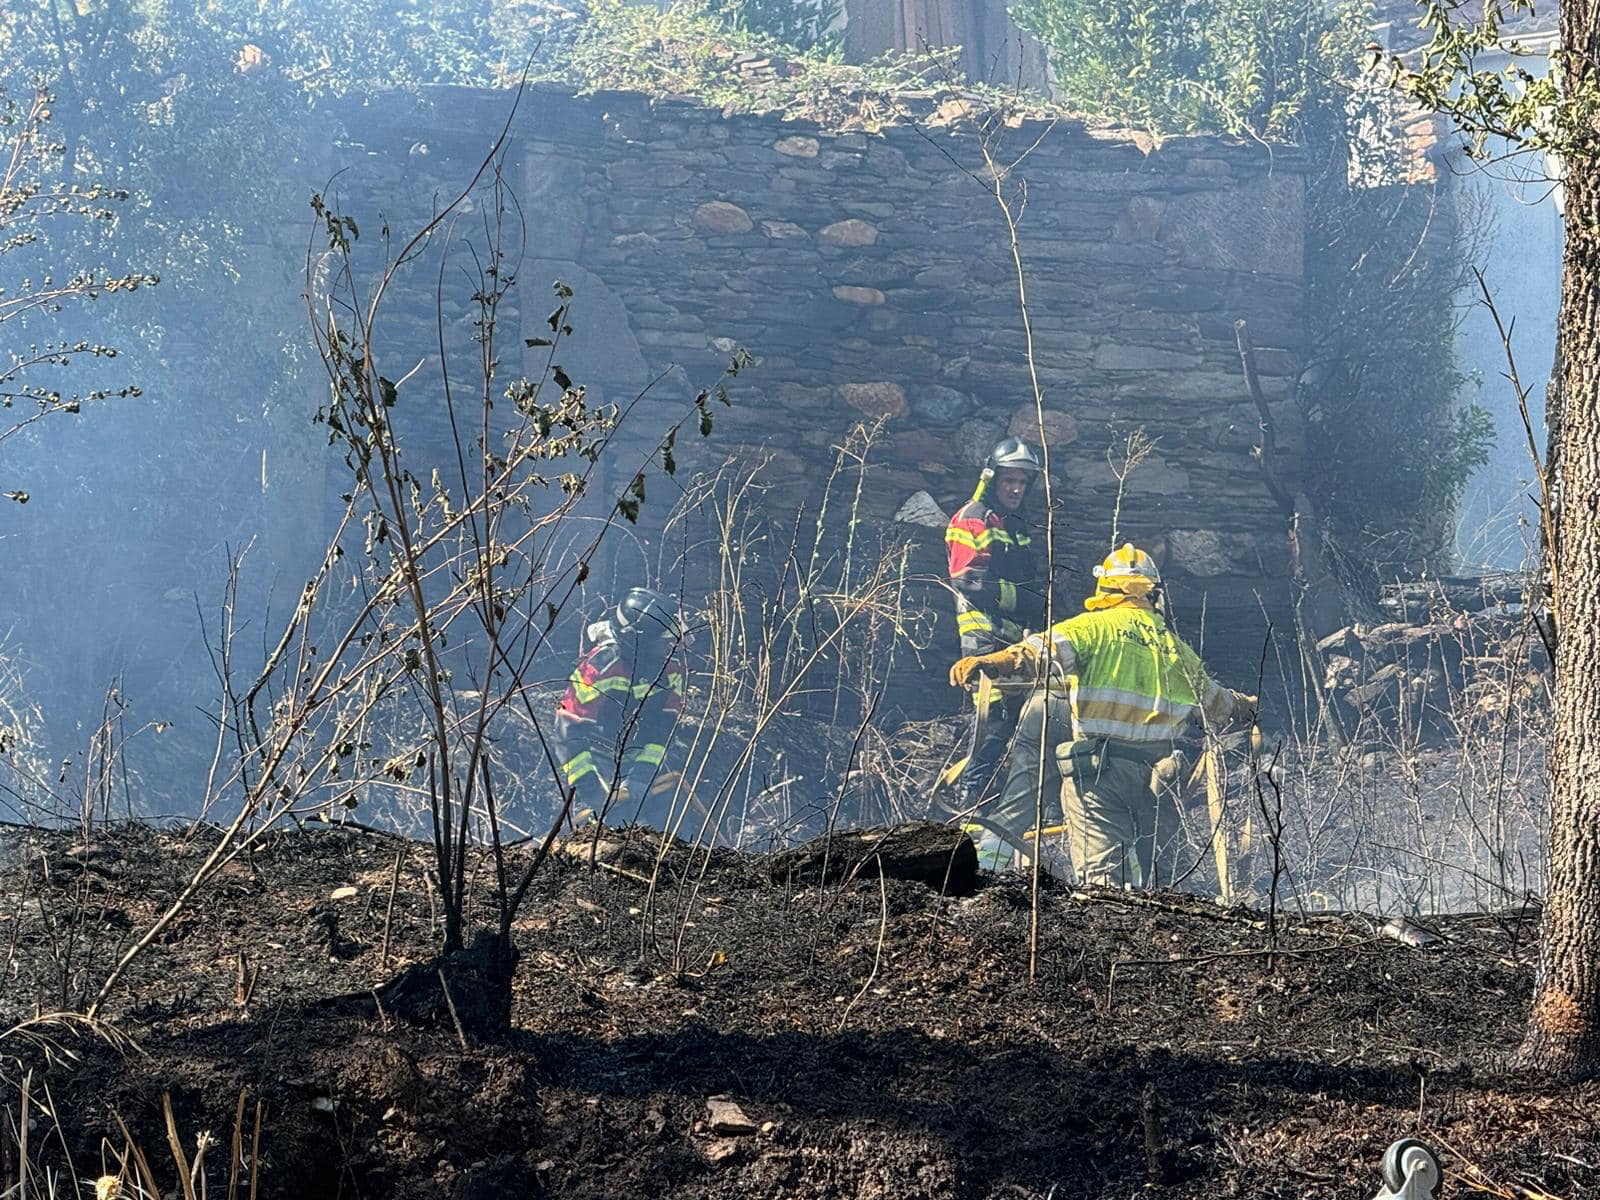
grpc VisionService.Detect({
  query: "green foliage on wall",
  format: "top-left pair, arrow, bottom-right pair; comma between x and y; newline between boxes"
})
1009,0 -> 1348,139
1012,0 -> 1494,569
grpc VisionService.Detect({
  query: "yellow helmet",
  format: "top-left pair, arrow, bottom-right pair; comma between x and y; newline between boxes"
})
1087,544 -> 1160,609
1094,543 -> 1160,586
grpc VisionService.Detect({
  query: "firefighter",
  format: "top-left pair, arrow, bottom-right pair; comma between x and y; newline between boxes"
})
944,438 -> 1048,852
553,587 -> 688,828
948,544 -> 1256,888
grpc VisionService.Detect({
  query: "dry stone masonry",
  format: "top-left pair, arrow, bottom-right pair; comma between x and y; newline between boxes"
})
325,84 -> 1311,689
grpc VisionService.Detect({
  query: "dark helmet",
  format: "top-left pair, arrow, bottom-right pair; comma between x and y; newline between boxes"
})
987,437 -> 1042,474
613,587 -> 684,642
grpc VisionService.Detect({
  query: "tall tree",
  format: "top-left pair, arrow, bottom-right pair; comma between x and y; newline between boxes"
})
1404,0 -> 1600,1074
1521,0 -> 1600,1074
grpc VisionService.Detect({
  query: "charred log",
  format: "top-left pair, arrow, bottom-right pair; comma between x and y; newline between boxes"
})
771,820 -> 978,895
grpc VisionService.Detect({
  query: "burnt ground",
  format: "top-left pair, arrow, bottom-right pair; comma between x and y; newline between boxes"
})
1,821 -> 1595,1200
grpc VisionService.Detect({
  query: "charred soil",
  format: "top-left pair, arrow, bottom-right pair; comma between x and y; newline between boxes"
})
1,822 -> 1594,1199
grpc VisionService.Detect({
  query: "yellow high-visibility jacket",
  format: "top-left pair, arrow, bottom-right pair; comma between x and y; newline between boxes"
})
1019,602 -> 1237,744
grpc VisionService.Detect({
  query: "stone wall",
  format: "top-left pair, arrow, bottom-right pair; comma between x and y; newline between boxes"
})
323,84 -> 1309,701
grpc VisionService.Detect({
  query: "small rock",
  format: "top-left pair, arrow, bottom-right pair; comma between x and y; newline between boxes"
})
330,885 -> 359,901
831,285 -> 885,305
702,1138 -> 740,1164
774,136 -> 819,157
1381,916 -> 1441,949
694,201 -> 754,235
706,1095 -> 758,1135
819,218 -> 878,247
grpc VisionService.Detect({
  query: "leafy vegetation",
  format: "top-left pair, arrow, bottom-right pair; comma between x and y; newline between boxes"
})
1012,0 -> 1493,569
1395,0 -> 1597,160
1009,0 -> 1353,140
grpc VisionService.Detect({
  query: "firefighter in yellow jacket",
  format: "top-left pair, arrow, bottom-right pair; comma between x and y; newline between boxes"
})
949,544 -> 1256,888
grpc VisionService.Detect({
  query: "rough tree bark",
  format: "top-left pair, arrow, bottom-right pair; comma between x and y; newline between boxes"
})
1519,0 -> 1600,1077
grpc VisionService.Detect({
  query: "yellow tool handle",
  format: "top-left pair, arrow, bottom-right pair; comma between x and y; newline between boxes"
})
1022,824 -> 1070,841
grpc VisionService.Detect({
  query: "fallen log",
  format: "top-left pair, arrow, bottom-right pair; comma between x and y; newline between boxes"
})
770,820 -> 977,896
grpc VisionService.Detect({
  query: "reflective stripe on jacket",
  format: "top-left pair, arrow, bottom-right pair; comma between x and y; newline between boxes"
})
555,639 -> 684,786
946,494 -> 1043,655
1020,604 -> 1231,743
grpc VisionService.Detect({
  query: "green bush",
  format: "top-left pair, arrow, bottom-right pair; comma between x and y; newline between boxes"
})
1010,0 -> 1350,139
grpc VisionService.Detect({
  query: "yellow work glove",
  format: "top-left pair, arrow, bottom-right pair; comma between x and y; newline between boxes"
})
948,645 -> 1026,689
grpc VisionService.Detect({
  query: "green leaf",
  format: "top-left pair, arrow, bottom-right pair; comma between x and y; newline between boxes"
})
378,376 -> 398,407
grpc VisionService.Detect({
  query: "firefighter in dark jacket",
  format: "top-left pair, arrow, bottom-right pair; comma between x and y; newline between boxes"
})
945,438 -> 1048,838
553,587 -> 688,828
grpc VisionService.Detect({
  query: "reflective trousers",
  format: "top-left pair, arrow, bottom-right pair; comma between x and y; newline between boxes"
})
1055,737 -> 1185,889
980,693 -> 1184,888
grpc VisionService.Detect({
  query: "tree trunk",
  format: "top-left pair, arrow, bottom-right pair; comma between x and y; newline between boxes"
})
843,0 -> 1050,90
1519,1 -> 1600,1076
322,928 -> 518,1039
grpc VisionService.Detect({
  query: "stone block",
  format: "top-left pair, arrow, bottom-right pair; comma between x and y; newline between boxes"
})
774,383 -> 834,409
1126,454 -> 1193,494
889,429 -> 954,467
1006,406 -> 1080,447
839,381 -> 908,420
913,264 -> 966,289
1158,173 -> 1304,278
1166,529 -> 1232,576
1131,286 -> 1222,312
832,285 -> 886,305
1117,195 -> 1163,242
908,385 -> 971,424
819,219 -> 879,247
523,152 -> 587,260
774,136 -> 819,158
694,201 -> 754,234
610,231 -> 658,254
522,259 -> 648,390
1092,344 -> 1205,371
